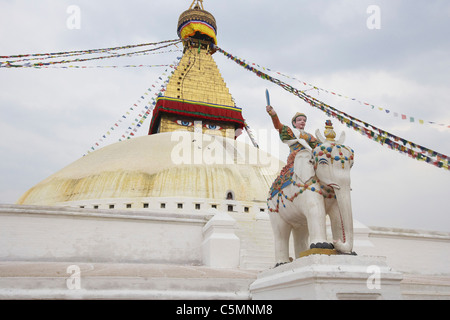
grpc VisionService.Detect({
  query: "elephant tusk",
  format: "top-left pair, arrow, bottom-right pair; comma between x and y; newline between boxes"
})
328,183 -> 340,190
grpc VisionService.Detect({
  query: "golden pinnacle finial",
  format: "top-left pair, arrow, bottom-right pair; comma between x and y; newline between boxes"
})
324,120 -> 336,141
189,0 -> 204,10
178,0 -> 217,46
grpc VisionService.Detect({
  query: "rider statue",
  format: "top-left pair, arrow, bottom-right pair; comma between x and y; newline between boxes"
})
266,105 -> 318,211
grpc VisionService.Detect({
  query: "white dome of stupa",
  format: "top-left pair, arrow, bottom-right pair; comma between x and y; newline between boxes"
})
17,132 -> 283,212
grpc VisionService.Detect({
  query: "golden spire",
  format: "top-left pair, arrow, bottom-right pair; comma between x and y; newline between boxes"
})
148,0 -> 245,138
189,0 -> 204,10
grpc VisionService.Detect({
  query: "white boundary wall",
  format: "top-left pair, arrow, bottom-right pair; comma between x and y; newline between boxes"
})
1,204 -> 449,299
0,204 -> 211,265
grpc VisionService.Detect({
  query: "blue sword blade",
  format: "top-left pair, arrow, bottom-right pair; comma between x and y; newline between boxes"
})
265,89 -> 271,106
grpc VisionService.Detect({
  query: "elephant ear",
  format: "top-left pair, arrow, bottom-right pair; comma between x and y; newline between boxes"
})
294,149 -> 314,184
337,131 -> 346,145
315,129 -> 325,144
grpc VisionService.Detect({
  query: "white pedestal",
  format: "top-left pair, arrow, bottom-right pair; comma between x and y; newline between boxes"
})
202,210 -> 240,268
250,255 -> 403,300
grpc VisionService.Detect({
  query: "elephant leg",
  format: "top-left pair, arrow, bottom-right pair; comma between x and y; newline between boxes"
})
292,224 -> 309,259
268,213 -> 292,266
303,198 -> 330,248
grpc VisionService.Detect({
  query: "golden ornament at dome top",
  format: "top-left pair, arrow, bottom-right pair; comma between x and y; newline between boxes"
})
324,120 -> 336,141
178,1 -> 217,35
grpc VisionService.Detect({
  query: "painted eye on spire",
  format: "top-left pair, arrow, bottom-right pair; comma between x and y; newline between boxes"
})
176,120 -> 194,127
204,123 -> 222,130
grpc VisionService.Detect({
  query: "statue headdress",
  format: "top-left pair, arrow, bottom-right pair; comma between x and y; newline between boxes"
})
291,112 -> 307,125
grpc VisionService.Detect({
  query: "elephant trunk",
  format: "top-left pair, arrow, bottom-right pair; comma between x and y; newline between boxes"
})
332,186 -> 354,254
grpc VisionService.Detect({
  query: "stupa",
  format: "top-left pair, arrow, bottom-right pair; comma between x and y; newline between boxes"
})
17,1 -> 280,207
14,0 -> 283,271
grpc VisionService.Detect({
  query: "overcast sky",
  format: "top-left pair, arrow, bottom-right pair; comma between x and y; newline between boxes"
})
1,0 -> 449,232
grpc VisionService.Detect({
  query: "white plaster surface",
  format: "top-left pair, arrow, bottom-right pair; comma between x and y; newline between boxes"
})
250,255 -> 403,300
1,204 -> 449,299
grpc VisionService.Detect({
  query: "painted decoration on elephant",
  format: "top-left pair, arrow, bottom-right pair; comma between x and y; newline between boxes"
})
267,121 -> 356,263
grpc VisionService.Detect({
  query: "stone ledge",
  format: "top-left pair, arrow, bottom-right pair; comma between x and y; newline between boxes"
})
0,204 -> 212,225
0,261 -> 258,300
250,255 -> 403,300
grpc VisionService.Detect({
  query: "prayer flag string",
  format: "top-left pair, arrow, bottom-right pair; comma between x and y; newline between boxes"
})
83,57 -> 181,156
33,64 -> 173,69
0,39 -> 180,59
0,40 -> 183,69
216,46 -> 449,171
216,51 -> 449,130
6,49 -> 182,69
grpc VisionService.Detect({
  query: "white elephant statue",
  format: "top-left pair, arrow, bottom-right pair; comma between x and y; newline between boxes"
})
267,123 -> 356,266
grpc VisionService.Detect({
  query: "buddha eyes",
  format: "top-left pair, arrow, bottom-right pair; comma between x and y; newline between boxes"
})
175,120 -> 221,130
176,120 -> 194,127
204,124 -> 222,130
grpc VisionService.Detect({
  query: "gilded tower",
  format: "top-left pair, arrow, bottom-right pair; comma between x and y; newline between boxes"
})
148,0 -> 245,139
